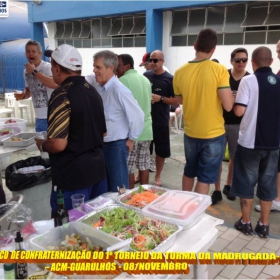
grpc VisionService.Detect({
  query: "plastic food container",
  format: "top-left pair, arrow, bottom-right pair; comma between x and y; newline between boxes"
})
142,190 -> 211,230
116,185 -> 169,211
0,118 -> 27,135
29,221 -> 126,251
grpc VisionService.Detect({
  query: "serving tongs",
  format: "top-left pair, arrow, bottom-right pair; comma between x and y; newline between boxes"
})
105,238 -> 132,252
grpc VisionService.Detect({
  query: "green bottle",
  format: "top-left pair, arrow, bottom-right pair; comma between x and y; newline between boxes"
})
54,188 -> 69,227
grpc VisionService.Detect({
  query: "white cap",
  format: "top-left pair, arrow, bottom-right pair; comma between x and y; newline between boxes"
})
46,44 -> 82,71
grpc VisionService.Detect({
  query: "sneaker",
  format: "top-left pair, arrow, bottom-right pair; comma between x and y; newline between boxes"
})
234,218 -> 253,235
255,221 -> 269,238
222,185 -> 236,201
255,200 -> 280,212
149,158 -> 156,172
211,190 -> 222,205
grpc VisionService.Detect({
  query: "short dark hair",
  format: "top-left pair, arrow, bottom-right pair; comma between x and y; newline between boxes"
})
252,46 -> 272,67
118,54 -> 134,69
231,48 -> 248,60
51,58 -> 81,75
211,58 -> 219,63
195,29 -> 217,53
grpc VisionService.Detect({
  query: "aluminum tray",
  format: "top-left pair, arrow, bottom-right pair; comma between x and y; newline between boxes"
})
115,185 -> 169,211
80,204 -> 182,253
2,133 -> 36,147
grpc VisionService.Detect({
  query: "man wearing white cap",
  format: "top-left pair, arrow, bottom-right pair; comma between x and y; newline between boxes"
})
35,44 -> 107,215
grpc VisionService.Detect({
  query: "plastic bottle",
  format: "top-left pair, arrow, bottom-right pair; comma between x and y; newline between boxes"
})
4,263 -> 14,279
54,187 -> 69,227
14,230 -> 28,279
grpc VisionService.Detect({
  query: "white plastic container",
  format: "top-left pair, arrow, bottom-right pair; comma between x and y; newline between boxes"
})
29,221 -> 125,251
0,118 -> 27,135
142,190 -> 211,230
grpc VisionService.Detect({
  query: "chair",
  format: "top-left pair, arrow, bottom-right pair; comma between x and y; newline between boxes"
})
0,108 -> 14,118
170,104 -> 183,132
4,96 -> 31,122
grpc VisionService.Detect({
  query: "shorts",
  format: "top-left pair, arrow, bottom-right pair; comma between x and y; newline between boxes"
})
224,124 -> 239,158
127,141 -> 151,173
153,125 -> 170,158
35,118 -> 48,132
231,145 -> 278,201
184,134 -> 225,184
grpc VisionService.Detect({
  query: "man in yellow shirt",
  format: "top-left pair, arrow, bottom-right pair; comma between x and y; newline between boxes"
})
173,28 -> 234,195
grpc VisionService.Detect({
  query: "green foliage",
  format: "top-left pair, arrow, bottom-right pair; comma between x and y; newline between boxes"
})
224,145 -> 230,162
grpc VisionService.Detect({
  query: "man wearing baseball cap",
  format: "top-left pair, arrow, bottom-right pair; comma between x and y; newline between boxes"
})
35,44 -> 107,215
139,52 -> 152,71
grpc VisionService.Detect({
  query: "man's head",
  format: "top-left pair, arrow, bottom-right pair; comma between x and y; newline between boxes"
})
150,50 -> 165,74
194,28 -> 217,54
276,40 -> 280,60
25,40 -> 43,67
93,50 -> 118,86
117,54 -> 134,78
45,44 -> 82,85
251,46 -> 273,71
139,52 -> 151,70
230,47 -> 248,73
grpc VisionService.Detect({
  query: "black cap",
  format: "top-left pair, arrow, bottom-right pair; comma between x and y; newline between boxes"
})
15,230 -> 23,243
44,49 -> 53,57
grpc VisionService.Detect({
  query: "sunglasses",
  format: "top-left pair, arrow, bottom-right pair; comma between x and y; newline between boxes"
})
233,58 -> 248,63
149,58 -> 163,63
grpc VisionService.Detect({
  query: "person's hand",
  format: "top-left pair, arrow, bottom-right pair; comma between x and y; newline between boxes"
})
14,90 -> 24,100
151,93 -> 161,104
24,63 -> 36,74
35,138 -> 45,152
126,139 -> 134,153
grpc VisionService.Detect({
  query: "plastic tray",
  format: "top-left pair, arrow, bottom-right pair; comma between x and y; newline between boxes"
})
80,204 -> 182,252
0,118 -> 27,134
2,133 -> 36,147
116,185 -> 169,211
29,221 -> 125,251
142,190 -> 211,230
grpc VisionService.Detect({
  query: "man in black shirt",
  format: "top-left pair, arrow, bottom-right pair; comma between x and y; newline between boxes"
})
212,48 -> 250,205
35,44 -> 107,214
144,50 -> 178,186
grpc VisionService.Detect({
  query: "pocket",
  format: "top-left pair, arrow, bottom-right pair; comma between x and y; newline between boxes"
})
204,138 -> 223,158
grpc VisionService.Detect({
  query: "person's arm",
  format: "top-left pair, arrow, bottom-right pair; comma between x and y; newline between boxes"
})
175,95 -> 183,105
218,88 -> 234,112
25,63 -> 58,89
233,105 -> 246,117
151,94 -> 178,105
36,138 -> 68,153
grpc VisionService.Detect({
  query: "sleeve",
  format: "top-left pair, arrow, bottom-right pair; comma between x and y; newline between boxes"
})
173,70 -> 181,96
217,66 -> 230,89
169,76 -> 175,98
47,90 -> 71,139
43,63 -> 52,77
119,88 -> 144,140
235,78 -> 250,107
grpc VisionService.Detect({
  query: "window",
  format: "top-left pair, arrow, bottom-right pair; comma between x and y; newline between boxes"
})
72,22 -> 82,38
63,22 -> 73,38
264,5 -> 280,25
224,5 -> 246,32
224,33 -> 244,45
120,18 -> 134,35
131,17 -> 145,34
170,10 -> 188,35
92,19 -> 101,38
241,6 -> 268,27
55,23 -> 64,39
108,19 -> 122,36
187,9 -> 205,34
80,21 -> 91,38
206,7 -> 225,32
172,36 -> 187,46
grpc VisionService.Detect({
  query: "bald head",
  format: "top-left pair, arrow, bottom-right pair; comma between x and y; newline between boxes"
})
151,50 -> 164,60
252,46 -> 272,68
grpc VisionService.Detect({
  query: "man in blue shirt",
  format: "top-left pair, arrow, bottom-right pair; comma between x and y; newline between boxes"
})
92,50 -> 144,192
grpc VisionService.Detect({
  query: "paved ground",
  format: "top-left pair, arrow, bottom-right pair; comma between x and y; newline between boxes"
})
1,113 -> 280,279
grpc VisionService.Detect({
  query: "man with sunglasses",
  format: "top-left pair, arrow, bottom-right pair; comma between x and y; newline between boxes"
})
143,50 -> 178,186
212,48 -> 250,205
173,28 -> 233,195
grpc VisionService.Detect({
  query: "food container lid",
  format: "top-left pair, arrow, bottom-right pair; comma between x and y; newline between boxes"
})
142,190 -> 211,226
4,263 -> 14,271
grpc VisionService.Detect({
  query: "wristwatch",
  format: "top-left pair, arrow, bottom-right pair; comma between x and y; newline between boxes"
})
160,96 -> 165,103
32,69 -> 38,76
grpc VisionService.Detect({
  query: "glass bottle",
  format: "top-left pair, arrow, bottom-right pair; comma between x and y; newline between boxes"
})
14,230 -> 28,279
54,188 -> 69,227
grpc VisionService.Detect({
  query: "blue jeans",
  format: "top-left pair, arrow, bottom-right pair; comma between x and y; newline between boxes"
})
103,139 -> 129,192
36,118 -> 48,132
184,134 -> 225,184
50,178 -> 108,215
